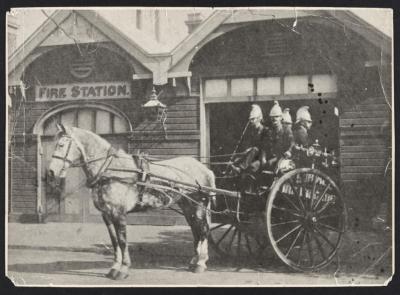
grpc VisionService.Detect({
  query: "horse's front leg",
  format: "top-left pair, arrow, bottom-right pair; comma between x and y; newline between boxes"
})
113,211 -> 131,280
191,197 -> 211,273
102,213 -> 122,279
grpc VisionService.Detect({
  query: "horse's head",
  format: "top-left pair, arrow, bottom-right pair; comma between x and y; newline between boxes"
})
47,123 -> 83,191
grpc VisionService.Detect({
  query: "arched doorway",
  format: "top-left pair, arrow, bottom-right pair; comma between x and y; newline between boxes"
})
37,103 -> 132,222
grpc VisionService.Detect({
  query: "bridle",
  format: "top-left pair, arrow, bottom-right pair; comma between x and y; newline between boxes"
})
51,135 -> 76,177
51,134 -> 116,186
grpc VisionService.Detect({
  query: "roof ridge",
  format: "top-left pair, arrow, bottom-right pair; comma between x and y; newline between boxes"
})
8,10 -> 68,61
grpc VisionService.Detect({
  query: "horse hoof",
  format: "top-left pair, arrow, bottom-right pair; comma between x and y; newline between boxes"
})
192,265 -> 206,273
106,268 -> 118,279
188,264 -> 196,271
114,271 -> 129,280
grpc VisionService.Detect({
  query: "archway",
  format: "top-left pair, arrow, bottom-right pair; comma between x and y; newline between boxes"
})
188,19 -> 368,179
36,102 -> 133,223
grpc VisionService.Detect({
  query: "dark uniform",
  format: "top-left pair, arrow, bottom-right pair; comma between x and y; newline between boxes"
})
293,122 -> 311,166
234,124 -> 270,173
293,122 -> 310,147
268,125 -> 295,166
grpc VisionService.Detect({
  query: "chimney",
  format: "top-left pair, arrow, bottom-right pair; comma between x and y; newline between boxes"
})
185,12 -> 203,34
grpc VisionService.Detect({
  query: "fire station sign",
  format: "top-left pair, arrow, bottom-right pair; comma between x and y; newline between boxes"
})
35,82 -> 131,101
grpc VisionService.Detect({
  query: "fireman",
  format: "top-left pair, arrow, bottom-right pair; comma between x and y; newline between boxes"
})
282,107 -> 293,130
293,106 -> 313,147
267,101 -> 295,167
229,104 -> 270,174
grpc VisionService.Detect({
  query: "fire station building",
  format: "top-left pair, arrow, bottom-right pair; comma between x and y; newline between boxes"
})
8,9 -> 392,228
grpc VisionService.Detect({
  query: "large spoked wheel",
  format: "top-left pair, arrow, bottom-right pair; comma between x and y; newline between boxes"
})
266,168 -> 347,272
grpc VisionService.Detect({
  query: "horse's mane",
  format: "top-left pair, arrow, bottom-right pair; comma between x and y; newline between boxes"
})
69,127 -> 111,149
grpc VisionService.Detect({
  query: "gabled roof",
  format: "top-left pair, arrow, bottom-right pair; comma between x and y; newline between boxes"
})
8,10 -> 176,84
169,9 -> 392,74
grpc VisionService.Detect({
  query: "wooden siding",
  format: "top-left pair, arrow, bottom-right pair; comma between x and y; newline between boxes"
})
9,138 -> 38,214
340,97 -> 390,181
339,96 -> 391,227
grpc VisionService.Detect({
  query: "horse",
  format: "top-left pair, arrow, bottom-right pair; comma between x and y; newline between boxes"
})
47,124 -> 216,280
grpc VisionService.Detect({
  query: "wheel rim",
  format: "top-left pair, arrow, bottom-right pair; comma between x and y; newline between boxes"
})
266,168 -> 346,271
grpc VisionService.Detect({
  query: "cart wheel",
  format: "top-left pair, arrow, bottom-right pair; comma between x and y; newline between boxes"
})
209,219 -> 268,260
266,168 -> 347,272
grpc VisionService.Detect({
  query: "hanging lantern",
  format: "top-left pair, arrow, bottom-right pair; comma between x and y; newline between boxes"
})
142,87 -> 168,139
142,87 -> 167,122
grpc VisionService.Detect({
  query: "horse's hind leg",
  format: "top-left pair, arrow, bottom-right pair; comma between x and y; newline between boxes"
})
191,197 -> 211,273
102,213 -> 122,279
113,212 -> 131,280
179,198 -> 201,269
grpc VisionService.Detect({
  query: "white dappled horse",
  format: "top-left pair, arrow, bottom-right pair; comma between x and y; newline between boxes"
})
47,124 -> 216,280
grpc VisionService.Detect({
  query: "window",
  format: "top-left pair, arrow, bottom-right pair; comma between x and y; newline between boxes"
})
284,75 -> 309,94
311,75 -> 337,93
205,79 -> 228,97
257,77 -> 281,95
203,74 -> 337,102
231,78 -> 253,96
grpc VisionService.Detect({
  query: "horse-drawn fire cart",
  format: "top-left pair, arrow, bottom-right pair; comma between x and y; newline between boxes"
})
208,143 -> 346,272
48,125 -> 346,279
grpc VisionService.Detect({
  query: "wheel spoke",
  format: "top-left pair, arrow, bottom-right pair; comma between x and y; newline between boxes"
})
275,224 -> 302,244
289,178 -> 305,211
245,234 -> 253,256
272,205 -> 303,218
317,221 -> 343,233
297,230 -> 307,266
310,230 -> 327,261
312,183 -> 331,211
306,231 -> 314,267
314,227 -> 336,249
227,228 -> 237,251
318,212 -> 341,220
316,199 -> 336,216
310,174 -> 318,210
285,228 -> 304,257
281,193 -> 301,212
271,219 -> 300,227
210,223 -> 228,231
216,225 -> 233,246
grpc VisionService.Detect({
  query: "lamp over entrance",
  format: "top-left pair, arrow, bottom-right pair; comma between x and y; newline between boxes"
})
142,86 -> 168,138
142,87 -> 167,121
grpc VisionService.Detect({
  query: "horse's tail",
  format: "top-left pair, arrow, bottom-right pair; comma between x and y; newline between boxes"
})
207,170 -> 216,197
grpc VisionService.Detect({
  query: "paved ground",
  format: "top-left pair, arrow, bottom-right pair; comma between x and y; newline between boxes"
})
6,222 -> 393,287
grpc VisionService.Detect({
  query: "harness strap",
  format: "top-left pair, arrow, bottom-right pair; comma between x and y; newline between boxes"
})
86,146 -> 118,188
133,152 -> 150,202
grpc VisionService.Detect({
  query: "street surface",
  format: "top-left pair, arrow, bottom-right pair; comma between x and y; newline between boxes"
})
6,223 -> 392,286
